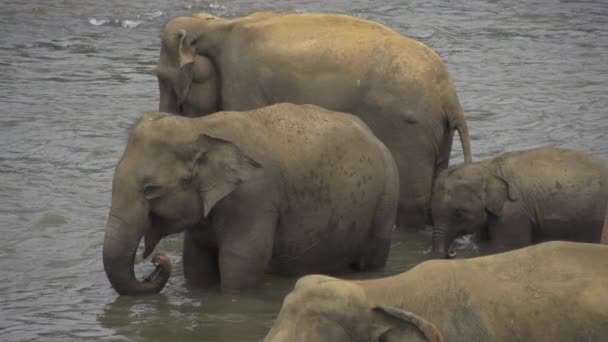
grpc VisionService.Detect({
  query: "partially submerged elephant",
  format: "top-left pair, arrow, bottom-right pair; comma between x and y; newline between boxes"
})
264,241 -> 608,342
431,147 -> 608,258
156,11 -> 473,229
102,103 -> 399,295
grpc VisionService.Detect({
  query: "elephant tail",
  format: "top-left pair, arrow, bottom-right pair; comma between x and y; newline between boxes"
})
448,98 -> 473,164
457,115 -> 473,164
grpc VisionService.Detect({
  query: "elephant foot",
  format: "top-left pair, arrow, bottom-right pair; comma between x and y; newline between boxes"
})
142,254 -> 172,284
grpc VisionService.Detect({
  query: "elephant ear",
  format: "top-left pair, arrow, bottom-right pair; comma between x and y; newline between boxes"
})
174,30 -> 196,106
194,134 -> 263,217
483,172 -> 518,216
177,29 -> 196,67
372,306 -> 444,342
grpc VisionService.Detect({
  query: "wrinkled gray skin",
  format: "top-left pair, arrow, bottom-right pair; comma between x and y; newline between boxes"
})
156,12 -> 473,230
264,241 -> 608,342
431,147 -> 608,258
102,103 -> 399,296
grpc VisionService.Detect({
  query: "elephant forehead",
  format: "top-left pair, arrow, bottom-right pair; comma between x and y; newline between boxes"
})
132,115 -> 193,144
141,111 -> 170,121
434,181 -> 481,208
164,16 -> 195,31
162,17 -> 198,46
439,169 -> 480,192
192,12 -> 221,20
444,183 -> 482,204
287,276 -> 368,312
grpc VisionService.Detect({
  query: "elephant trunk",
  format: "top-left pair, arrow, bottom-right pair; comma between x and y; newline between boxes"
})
431,224 -> 456,259
102,204 -> 171,296
158,82 -> 179,114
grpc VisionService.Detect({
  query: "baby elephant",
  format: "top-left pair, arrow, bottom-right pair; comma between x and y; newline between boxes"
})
264,241 -> 608,342
102,103 -> 399,295
431,147 -> 607,257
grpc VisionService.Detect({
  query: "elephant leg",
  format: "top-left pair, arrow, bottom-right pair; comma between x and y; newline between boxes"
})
488,212 -> 533,253
356,112 -> 435,230
395,162 -> 434,230
183,229 -> 220,288
212,204 -> 277,293
355,189 -> 398,271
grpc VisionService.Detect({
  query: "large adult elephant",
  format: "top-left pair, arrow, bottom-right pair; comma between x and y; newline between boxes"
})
431,147 -> 608,258
102,104 -> 399,295
155,12 -> 473,230
264,241 -> 608,342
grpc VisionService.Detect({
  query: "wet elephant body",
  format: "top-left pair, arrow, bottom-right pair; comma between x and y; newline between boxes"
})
102,103 -> 399,295
431,147 -> 608,257
264,242 -> 608,342
156,12 -> 473,230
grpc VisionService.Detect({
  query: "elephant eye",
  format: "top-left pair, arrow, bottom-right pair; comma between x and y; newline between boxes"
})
142,184 -> 161,197
180,174 -> 193,186
453,209 -> 466,219
196,151 -> 209,164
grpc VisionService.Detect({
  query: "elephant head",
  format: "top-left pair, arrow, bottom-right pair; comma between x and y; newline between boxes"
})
431,163 -> 517,258
156,13 -> 229,116
103,113 -> 263,296
264,275 -> 444,342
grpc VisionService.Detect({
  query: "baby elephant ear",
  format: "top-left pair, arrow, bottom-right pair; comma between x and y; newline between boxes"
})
372,306 -> 444,342
194,134 -> 263,217
484,173 -> 518,216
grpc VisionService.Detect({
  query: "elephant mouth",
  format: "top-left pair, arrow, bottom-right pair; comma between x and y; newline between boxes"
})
143,214 -> 200,259
447,247 -> 457,259
142,254 -> 172,283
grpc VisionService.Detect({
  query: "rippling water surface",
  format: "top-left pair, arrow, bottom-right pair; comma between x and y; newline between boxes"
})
1,0 -> 606,341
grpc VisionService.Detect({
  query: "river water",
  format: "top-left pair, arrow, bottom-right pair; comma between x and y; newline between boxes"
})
1,0 -> 606,341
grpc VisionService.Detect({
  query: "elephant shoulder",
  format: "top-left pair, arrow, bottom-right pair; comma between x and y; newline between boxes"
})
290,275 -> 368,308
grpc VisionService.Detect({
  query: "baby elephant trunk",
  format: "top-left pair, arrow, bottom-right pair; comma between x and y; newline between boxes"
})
431,225 -> 456,259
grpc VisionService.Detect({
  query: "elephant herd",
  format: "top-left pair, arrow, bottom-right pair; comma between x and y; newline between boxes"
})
101,12 -> 608,341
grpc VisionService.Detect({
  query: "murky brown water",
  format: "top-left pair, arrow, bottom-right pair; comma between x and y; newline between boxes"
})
1,0 -> 606,341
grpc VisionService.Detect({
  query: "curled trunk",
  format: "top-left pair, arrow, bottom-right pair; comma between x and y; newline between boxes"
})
103,207 -> 171,296
158,80 -> 179,114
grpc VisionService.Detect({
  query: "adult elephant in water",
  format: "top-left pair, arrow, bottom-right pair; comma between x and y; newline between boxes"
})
155,11 -> 473,230
102,104 -> 399,295
264,242 -> 608,342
